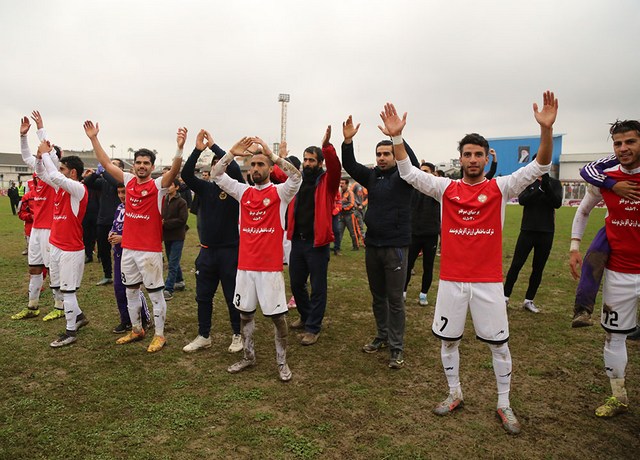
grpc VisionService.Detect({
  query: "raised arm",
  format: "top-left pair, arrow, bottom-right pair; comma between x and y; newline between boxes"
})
83,121 -> 125,183
533,90 -> 558,167
161,127 -> 187,188
341,115 -> 371,184
322,125 -> 342,192
485,149 -> 498,179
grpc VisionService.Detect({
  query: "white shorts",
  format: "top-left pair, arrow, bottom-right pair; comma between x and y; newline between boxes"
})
49,245 -> 84,292
28,228 -> 51,267
121,249 -> 164,290
601,269 -> 640,334
234,270 -> 288,316
432,280 -> 509,344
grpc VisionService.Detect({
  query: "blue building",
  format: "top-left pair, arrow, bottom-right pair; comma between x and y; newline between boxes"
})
485,134 -> 563,177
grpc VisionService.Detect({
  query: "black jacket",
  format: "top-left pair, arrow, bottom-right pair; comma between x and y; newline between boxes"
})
341,141 -> 420,247
181,145 -> 243,248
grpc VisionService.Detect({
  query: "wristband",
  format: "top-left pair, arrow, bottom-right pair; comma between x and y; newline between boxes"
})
391,135 -> 403,145
569,239 -> 580,252
173,148 -> 184,160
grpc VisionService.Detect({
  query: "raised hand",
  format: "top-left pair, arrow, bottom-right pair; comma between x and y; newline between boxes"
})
253,137 -> 273,157
322,125 -> 332,147
31,111 -> 44,130
195,129 -> 207,151
37,139 -> 52,157
83,120 -> 100,139
342,115 -> 361,142
533,90 -> 558,129
230,137 -> 254,156
20,116 -> 31,136
379,103 -> 407,137
203,130 -> 215,149
177,127 -> 188,149
279,141 -> 289,159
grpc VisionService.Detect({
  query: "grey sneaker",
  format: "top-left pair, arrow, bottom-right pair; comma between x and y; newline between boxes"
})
290,318 -> 304,330
433,394 -> 464,415
227,358 -> 256,374
300,332 -> 319,346
278,363 -> 292,382
389,350 -> 405,369
174,281 -> 186,291
163,290 -> 173,301
523,300 -> 540,314
362,338 -> 388,353
572,311 -> 593,328
497,407 -> 521,434
50,333 -> 77,348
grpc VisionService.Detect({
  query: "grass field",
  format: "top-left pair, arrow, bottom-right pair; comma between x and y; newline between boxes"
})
0,195 -> 638,459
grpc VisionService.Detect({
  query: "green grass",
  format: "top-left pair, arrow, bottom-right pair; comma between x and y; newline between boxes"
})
0,195 -> 638,459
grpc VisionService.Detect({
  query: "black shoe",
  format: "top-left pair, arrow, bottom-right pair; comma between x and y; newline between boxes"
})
362,338 -> 388,353
389,350 -> 405,369
85,256 -> 93,263
627,326 -> 640,341
113,323 -> 132,334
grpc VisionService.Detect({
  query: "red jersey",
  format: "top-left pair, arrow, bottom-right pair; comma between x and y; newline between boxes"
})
122,173 -> 166,252
238,184 -> 284,272
602,167 -> 640,274
50,185 -> 88,251
32,180 -> 56,230
440,179 -> 504,282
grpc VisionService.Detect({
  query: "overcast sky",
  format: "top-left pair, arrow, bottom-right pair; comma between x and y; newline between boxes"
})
1,0 -> 638,166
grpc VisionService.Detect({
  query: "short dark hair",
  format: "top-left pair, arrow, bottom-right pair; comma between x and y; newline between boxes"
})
116,182 -> 125,189
609,119 -> 640,137
304,146 -> 323,163
113,158 -> 125,169
375,140 -> 394,155
134,148 -> 156,165
61,155 -> 84,180
340,177 -> 349,184
52,145 -> 62,159
172,179 -> 180,187
458,133 -> 489,155
421,161 -> 435,172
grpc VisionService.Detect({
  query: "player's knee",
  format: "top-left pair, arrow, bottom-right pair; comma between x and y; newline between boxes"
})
442,339 -> 460,351
240,313 -> 254,322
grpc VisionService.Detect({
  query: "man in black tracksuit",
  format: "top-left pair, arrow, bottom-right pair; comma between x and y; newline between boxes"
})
503,172 -> 563,313
341,116 -> 420,369
181,129 -> 243,354
404,162 -> 441,306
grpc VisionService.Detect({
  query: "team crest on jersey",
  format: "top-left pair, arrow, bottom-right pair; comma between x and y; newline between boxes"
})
141,190 -> 148,196
263,198 -> 271,206
219,191 -> 227,200
477,194 -> 487,203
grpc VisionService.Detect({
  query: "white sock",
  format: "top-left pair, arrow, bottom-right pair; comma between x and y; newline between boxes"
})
63,292 -> 81,333
604,333 -> 627,380
148,290 -> 167,337
28,274 -> 43,306
441,340 -> 462,397
125,288 -> 143,329
490,343 -> 512,408
52,288 -> 64,309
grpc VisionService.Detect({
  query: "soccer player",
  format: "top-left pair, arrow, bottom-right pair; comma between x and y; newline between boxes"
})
381,91 -> 558,434
109,183 -> 151,334
35,140 -> 89,347
12,111 -> 65,322
211,136 -> 302,381
569,119 -> 640,417
83,120 -> 184,353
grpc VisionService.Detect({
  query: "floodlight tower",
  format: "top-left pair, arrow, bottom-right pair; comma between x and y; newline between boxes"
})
278,93 -> 290,145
